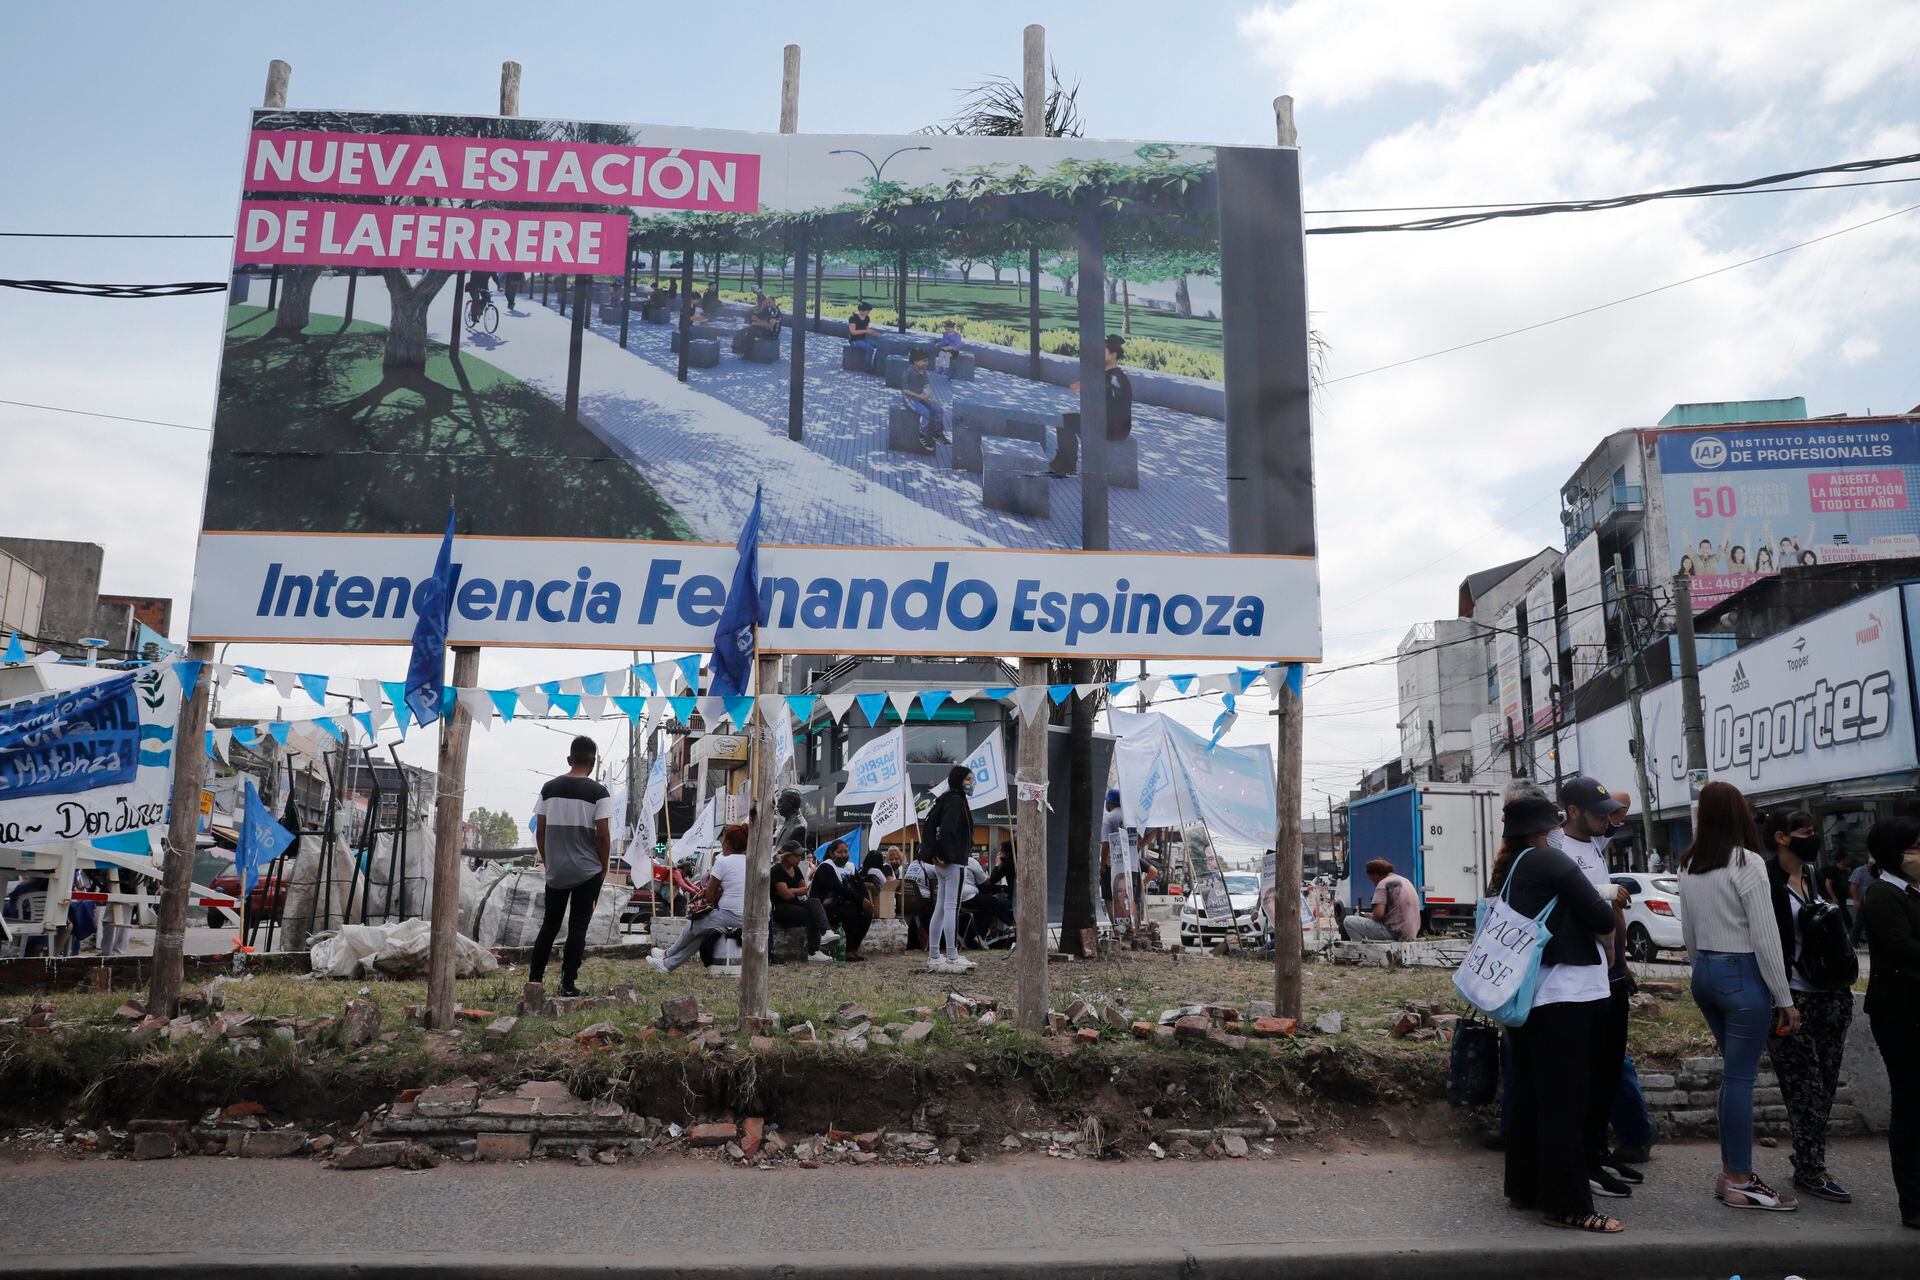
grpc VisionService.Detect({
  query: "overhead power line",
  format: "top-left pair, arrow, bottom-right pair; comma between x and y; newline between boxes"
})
0,398 -> 210,433
0,278 -> 225,298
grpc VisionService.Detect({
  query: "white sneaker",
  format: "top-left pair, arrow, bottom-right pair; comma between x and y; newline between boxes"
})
818,931 -> 841,946
926,957 -> 960,974
646,954 -> 670,975
949,955 -> 977,970
807,951 -> 836,964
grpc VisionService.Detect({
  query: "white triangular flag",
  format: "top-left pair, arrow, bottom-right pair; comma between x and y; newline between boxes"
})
698,695 -> 728,727
1008,686 -> 1049,720
560,676 -> 584,696
1137,675 -> 1166,700
821,692 -> 857,723
518,685 -> 550,716
367,703 -> 394,730
458,688 -> 494,724
582,693 -> 608,721
887,689 -> 916,720
357,679 -> 384,711
1194,672 -> 1233,694
271,670 -> 297,699
947,687 -> 977,704
212,728 -> 233,763
655,659 -> 683,693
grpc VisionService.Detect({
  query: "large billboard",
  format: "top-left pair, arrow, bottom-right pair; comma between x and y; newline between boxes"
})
1658,420 -> 1920,612
1562,531 -> 1607,687
1521,571 -> 1557,729
189,110 -> 1319,661
1575,587 -> 1916,812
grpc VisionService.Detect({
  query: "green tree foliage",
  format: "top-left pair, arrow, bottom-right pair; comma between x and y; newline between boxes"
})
466,807 -> 521,849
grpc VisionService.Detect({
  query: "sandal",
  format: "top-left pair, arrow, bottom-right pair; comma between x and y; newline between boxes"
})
1543,1212 -> 1624,1234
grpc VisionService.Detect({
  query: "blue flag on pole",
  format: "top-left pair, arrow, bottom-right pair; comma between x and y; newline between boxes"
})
235,779 -> 294,895
403,505 -> 457,729
708,485 -> 765,698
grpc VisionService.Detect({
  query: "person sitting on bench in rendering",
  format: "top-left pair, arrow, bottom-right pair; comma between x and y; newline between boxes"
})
847,300 -> 880,371
736,290 -> 781,353
937,319 -> 964,373
699,282 -> 723,318
902,349 -> 950,449
1048,333 -> 1134,477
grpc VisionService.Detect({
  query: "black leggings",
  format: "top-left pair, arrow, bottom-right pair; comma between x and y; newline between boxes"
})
772,897 -> 830,952
530,873 -> 602,987
1506,996 -> 1610,1218
824,896 -> 871,953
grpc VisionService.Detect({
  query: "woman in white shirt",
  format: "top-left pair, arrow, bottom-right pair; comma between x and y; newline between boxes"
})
1679,783 -> 1802,1211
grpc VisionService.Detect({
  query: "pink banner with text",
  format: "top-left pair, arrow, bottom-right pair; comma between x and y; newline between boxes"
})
1807,470 -> 1907,513
244,130 -> 761,210
236,201 -> 628,273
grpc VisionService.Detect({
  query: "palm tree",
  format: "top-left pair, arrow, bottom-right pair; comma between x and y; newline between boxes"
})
922,62 -> 1085,138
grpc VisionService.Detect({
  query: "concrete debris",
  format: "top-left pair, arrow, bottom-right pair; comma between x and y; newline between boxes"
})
340,998 -> 381,1048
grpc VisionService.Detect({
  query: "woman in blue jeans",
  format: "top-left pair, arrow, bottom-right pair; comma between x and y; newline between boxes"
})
1679,782 -> 1802,1211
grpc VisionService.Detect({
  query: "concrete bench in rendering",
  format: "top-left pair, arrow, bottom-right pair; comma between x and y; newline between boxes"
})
980,438 -> 1051,518
887,405 -> 934,455
951,402 -> 1049,474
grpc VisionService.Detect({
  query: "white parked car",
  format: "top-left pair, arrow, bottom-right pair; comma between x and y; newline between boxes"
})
1610,873 -> 1685,962
1178,871 -> 1269,949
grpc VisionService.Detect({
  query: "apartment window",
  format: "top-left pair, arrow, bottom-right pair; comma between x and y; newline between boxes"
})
906,724 -> 968,764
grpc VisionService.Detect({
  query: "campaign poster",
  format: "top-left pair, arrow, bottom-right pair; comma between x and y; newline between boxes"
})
1658,421 -> 1920,612
0,670 -> 181,849
190,110 -> 1320,661
1521,571 -> 1557,729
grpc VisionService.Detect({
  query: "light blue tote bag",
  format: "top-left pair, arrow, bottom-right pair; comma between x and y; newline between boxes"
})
1453,848 -> 1558,1028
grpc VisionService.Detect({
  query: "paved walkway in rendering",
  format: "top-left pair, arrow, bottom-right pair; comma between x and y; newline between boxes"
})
302,278 -> 986,546
3,1140 -> 1911,1279
574,295 -> 1234,554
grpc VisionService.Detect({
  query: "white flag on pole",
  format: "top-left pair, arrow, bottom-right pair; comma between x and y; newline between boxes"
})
927,727 -> 1008,808
672,795 -> 720,866
869,773 -> 918,841
834,728 -> 906,805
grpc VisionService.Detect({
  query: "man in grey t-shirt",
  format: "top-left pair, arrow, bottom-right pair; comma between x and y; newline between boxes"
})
532,736 -> 615,996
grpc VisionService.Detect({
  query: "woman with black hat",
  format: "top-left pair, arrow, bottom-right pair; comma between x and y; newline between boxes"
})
1492,793 -> 1630,1234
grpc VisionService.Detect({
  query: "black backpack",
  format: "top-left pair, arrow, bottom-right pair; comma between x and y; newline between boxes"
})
1446,1015 -> 1500,1108
1793,892 -> 1859,991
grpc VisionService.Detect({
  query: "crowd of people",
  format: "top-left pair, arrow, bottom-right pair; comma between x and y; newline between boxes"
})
1481,772 -> 1919,1235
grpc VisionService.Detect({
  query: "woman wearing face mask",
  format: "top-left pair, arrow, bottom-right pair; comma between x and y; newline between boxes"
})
1861,817 -> 1920,1230
1760,810 -> 1854,1203
920,764 -> 976,975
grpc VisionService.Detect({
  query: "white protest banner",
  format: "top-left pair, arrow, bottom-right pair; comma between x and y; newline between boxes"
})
771,703 -> 795,781
0,669 -> 181,849
1108,709 -> 1275,848
834,728 -> 905,806
926,727 -> 1008,809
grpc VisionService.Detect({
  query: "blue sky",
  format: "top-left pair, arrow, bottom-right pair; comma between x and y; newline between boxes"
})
4,0 -> 1918,815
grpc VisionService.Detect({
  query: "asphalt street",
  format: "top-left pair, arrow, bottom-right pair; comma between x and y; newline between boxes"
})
3,1138 -> 1911,1280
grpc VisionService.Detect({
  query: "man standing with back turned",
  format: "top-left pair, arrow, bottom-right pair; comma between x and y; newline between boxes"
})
531,735 -> 615,997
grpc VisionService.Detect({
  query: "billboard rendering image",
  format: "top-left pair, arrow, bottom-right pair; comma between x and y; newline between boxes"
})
190,110 -> 1319,660
1659,421 -> 1920,611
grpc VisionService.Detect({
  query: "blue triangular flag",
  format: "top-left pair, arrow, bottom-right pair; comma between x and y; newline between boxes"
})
855,692 -> 888,725
548,692 -> 581,718
581,671 -> 606,697
785,694 -> 817,721
441,686 -> 457,719
633,664 -> 658,693
352,710 -> 375,740
235,779 -> 295,895
709,485 -> 766,698
489,689 -> 518,721
723,695 -> 755,728
204,730 -> 217,758
1236,666 -> 1264,694
237,665 -> 267,684
3,632 -> 22,664
919,690 -> 950,716
1048,684 -> 1074,704
611,695 -> 646,720
539,679 -> 561,701
266,721 -> 291,746
232,726 -> 259,746
403,504 -> 457,730
981,686 -> 1013,701
298,672 -> 330,705
1279,663 -> 1304,698
1169,673 -> 1196,693
1107,680 -> 1135,699
1208,693 -> 1238,748
676,654 -> 701,695
380,681 -> 411,733
171,660 -> 204,695
667,695 -> 696,723
313,716 -> 344,742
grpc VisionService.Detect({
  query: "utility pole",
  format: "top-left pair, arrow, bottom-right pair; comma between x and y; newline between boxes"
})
1673,574 -> 1708,789
1269,92 -> 1305,1023
1612,555 -> 1660,865
149,60 -> 292,1018
1013,22 -> 1052,1032
1426,720 -> 1440,782
427,64 -> 514,1031
626,652 -> 643,842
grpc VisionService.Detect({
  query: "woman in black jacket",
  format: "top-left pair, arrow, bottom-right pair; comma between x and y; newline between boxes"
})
921,764 -> 974,975
1492,794 -> 1628,1234
1861,817 -> 1920,1229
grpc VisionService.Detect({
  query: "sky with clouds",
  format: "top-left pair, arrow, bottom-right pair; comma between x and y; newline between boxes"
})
3,1 -> 1917,832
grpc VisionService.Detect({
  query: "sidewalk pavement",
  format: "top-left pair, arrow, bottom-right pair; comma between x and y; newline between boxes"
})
3,1139 -> 1910,1279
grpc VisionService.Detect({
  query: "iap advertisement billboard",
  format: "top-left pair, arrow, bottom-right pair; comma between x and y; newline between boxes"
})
189,109 -> 1319,661
1658,420 -> 1920,612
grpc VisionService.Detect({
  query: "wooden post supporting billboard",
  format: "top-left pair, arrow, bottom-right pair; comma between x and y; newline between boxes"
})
1014,23 -> 1051,1033
149,58 -> 292,1018
1270,95 -> 1304,1023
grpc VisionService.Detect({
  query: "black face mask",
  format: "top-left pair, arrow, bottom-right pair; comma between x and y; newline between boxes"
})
1788,833 -> 1821,859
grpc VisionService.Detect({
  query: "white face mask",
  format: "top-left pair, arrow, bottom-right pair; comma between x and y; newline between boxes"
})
1902,851 -> 1920,883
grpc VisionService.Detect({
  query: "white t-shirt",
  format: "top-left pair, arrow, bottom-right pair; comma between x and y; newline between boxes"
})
707,852 -> 747,915
1102,808 -> 1136,876
1551,829 -> 1611,887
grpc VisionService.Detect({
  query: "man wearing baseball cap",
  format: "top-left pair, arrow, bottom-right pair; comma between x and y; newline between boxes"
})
1555,776 -> 1637,1199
